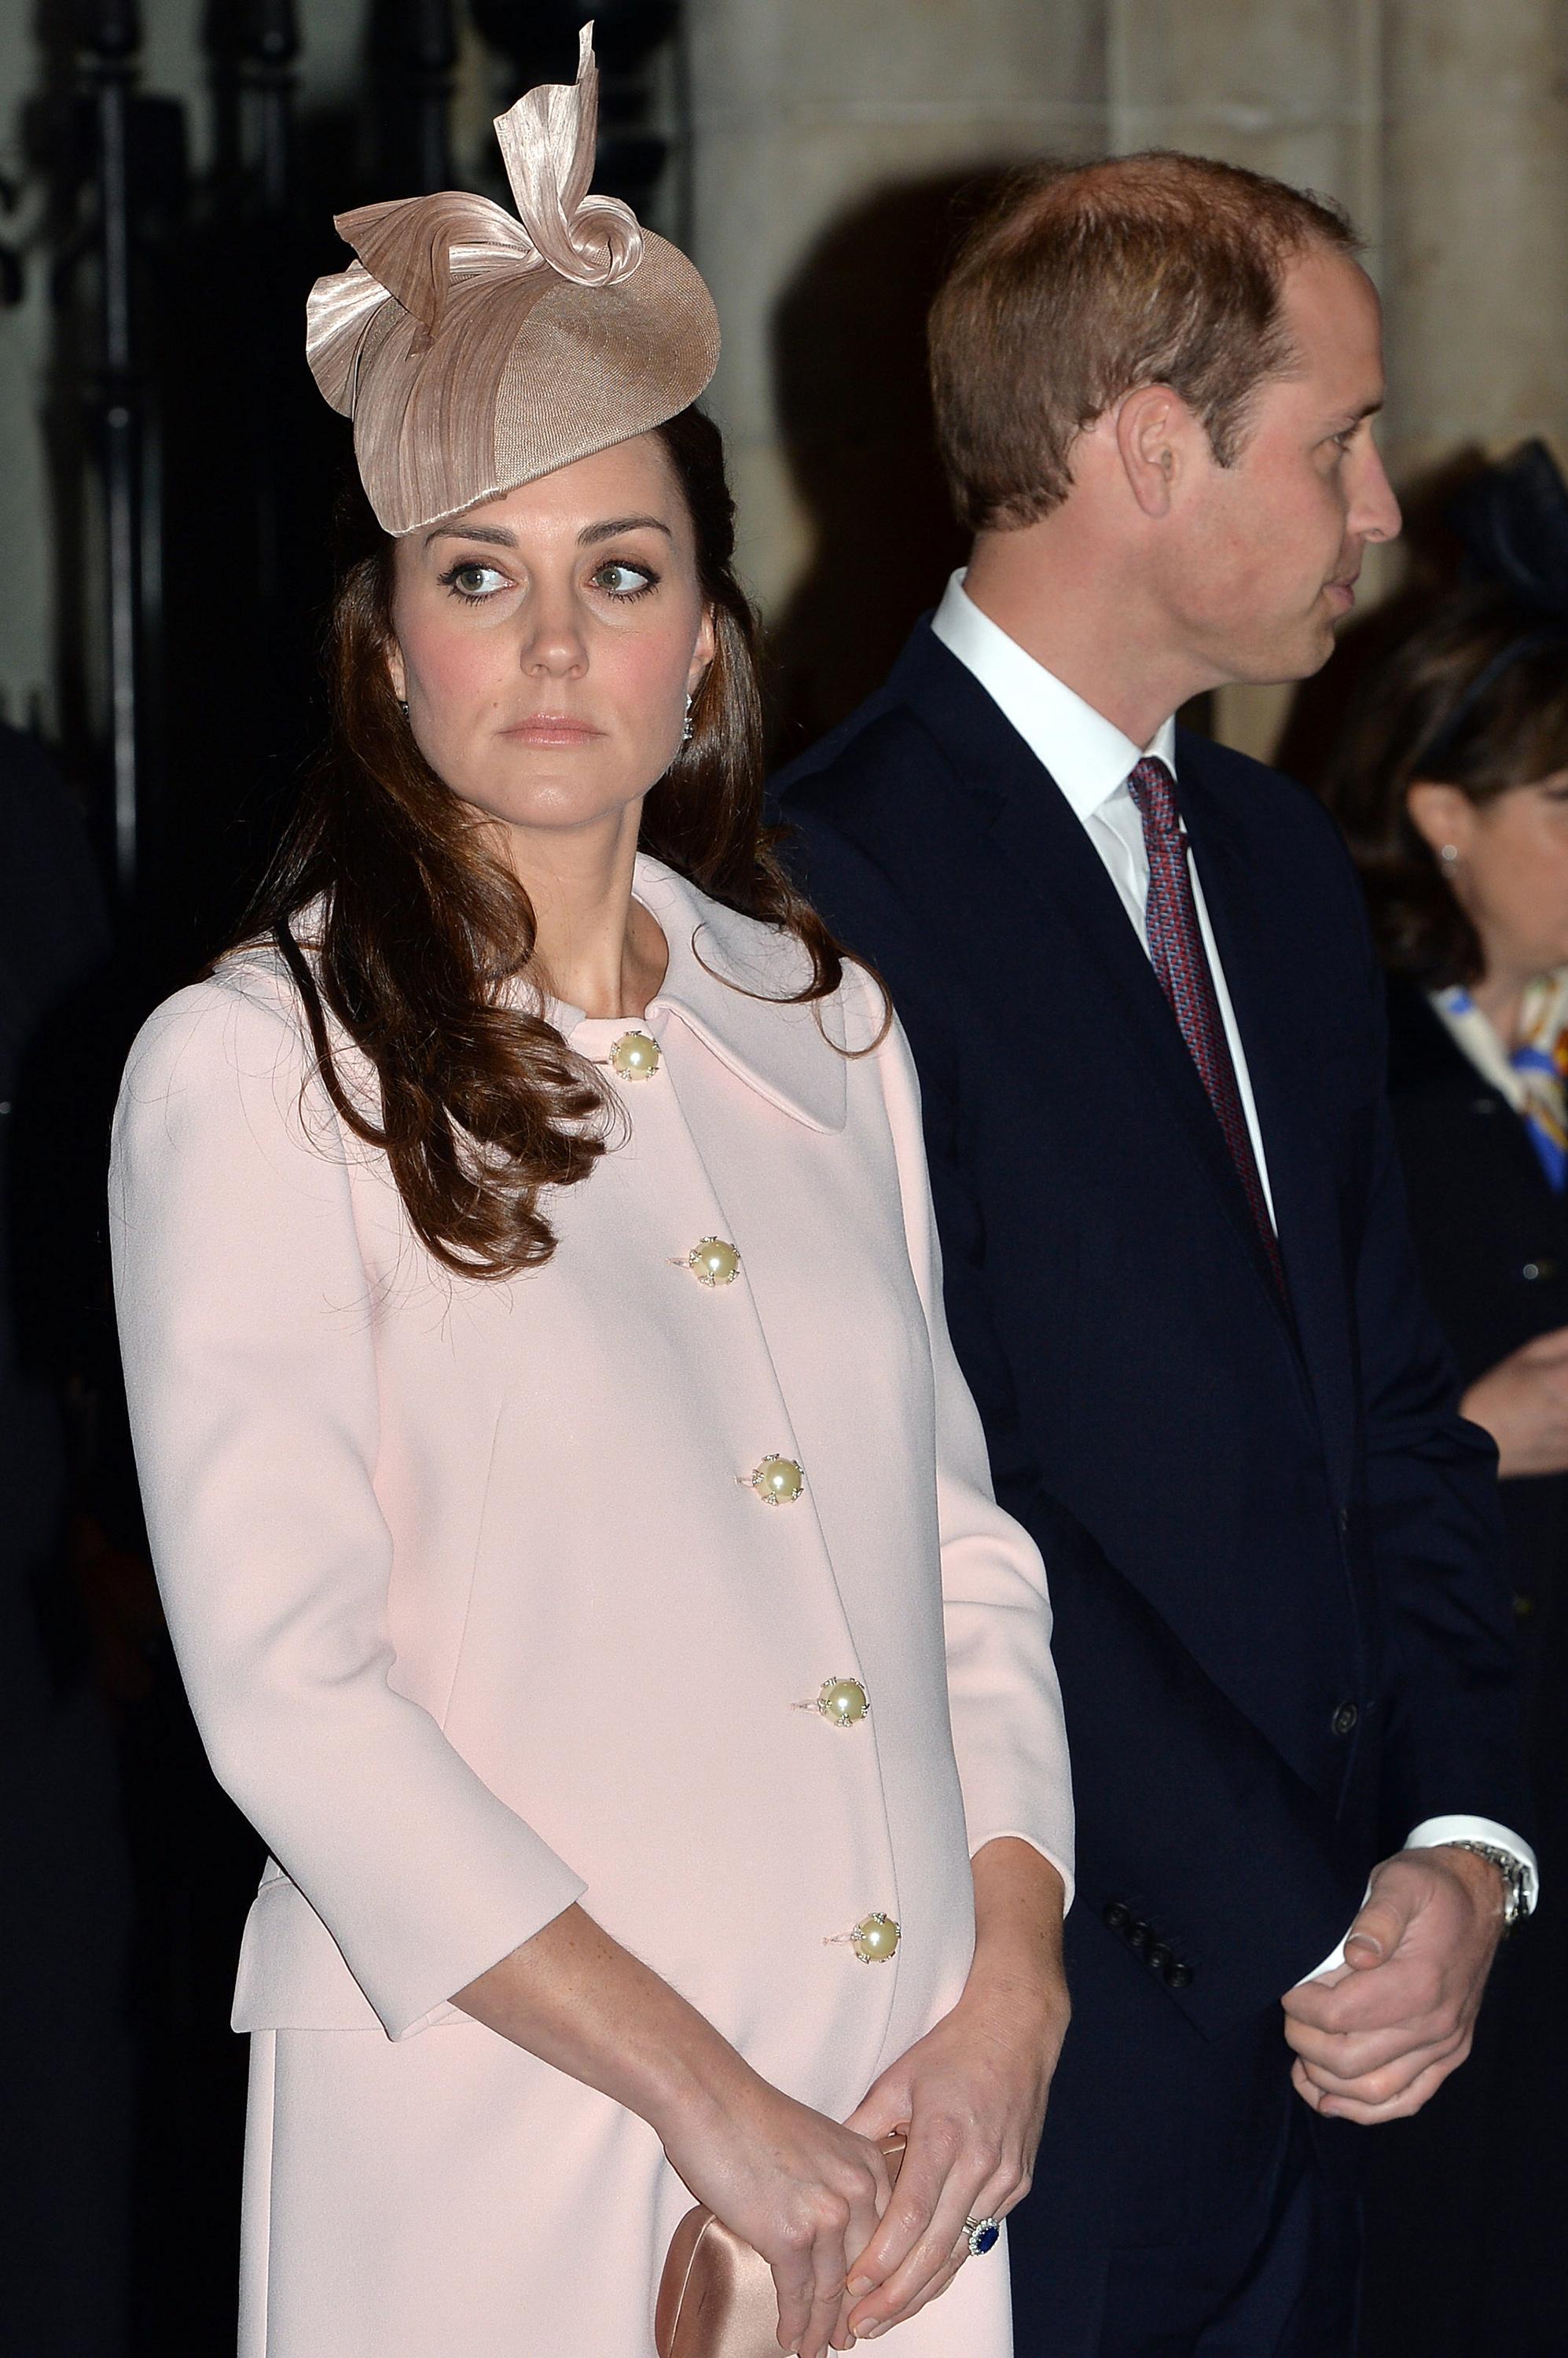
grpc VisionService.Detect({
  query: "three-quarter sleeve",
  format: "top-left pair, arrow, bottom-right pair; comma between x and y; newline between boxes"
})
872,994 -> 1075,1907
110,971 -> 586,2039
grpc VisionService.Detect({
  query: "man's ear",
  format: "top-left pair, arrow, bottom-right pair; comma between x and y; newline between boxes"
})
1114,384 -> 1195,520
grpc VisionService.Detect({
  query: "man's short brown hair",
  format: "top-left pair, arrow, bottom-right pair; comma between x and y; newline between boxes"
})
928,151 -> 1361,533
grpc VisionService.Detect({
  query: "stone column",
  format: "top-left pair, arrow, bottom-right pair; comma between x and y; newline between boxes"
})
685,0 -> 1111,736
1382,0 -> 1568,483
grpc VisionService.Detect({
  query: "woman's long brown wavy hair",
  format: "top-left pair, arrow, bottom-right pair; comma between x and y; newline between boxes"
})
237,406 -> 854,1280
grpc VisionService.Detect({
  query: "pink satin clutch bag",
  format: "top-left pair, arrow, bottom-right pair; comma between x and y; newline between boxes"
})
655,2136 -> 906,2358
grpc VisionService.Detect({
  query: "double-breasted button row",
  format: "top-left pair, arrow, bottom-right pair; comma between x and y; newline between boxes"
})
1102,1899 -> 1193,1989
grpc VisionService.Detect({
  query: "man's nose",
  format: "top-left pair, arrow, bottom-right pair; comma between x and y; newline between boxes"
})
1354,444 -> 1402,547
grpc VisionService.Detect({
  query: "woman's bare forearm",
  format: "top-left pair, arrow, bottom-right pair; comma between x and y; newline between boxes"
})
454,1904 -> 898,2358
966,1836 -> 1069,2009
452,1901 -> 755,2139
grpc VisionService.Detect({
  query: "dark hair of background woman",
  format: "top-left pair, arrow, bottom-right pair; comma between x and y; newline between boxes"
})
1320,586 -> 1568,989
235,406 -> 855,1282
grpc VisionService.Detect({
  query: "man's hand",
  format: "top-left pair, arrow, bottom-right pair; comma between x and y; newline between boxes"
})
1280,1846 -> 1506,2122
1462,1326 -> 1568,1476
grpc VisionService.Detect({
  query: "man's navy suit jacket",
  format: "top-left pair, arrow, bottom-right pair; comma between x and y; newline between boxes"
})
777,623 -> 1529,2247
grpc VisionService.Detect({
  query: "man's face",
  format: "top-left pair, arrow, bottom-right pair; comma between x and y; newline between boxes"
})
1163,248 -> 1401,687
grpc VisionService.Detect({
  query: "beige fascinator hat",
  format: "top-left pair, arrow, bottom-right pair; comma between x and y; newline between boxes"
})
305,23 -> 720,538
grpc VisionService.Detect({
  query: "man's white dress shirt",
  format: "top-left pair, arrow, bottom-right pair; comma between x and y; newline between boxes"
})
931,570 -> 1537,1957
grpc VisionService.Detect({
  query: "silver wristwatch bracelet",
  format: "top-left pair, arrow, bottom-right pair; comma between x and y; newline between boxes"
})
1438,1839 -> 1532,1931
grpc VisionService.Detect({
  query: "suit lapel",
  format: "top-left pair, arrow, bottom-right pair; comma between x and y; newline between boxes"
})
897,633 -> 1298,1335
1173,740 -> 1356,1481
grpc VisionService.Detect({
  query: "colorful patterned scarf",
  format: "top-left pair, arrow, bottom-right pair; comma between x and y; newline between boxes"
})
1432,970 -> 1568,1191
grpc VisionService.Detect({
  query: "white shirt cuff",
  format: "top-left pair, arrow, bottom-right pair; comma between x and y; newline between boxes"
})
1403,1814 -> 1537,1909
1307,1816 -> 1538,1981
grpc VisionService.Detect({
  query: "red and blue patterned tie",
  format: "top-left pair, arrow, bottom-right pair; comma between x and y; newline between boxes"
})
1126,756 -> 1284,1292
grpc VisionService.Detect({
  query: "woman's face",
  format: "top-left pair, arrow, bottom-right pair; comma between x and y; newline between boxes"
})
1410,769 -> 1568,979
387,432 -> 715,847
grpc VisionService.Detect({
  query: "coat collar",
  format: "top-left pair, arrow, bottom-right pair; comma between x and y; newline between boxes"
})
554,854 -> 853,1134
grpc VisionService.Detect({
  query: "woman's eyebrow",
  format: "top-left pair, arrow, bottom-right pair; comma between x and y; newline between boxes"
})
578,515 -> 674,545
421,514 -> 674,551
423,523 -> 516,549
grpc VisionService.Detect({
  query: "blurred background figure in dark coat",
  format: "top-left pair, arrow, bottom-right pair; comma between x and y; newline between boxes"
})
0,720 -> 131,2356
1320,439 -> 1568,2358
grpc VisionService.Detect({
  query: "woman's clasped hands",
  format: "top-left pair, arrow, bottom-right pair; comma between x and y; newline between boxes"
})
661,1987 -> 1058,2358
658,2077 -> 894,2358
835,1967 -> 1064,2345
659,1839 -> 1069,2356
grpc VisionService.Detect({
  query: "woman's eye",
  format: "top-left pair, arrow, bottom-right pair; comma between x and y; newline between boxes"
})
440,561 -> 509,602
591,560 -> 656,599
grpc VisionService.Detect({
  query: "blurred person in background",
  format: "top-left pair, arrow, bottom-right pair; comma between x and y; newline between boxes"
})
1320,438 -> 1568,2357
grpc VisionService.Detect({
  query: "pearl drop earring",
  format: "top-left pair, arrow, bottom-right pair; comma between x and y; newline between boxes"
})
399,700 -> 409,718
1440,843 -> 1459,866
681,692 -> 694,745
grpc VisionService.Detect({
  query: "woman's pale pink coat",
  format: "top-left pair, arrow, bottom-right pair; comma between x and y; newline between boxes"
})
110,854 -> 1074,2356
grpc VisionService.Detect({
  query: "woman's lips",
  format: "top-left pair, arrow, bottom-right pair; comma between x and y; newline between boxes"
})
503,717 -> 604,746
1325,577 -> 1358,613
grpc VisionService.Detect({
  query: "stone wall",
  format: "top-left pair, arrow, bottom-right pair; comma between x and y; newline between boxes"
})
686,0 -> 1568,756
4,1 -> 1566,754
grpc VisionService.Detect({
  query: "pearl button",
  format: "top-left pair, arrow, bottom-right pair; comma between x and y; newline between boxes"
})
608,1030 -> 660,1081
850,1912 -> 901,1964
689,1237 -> 741,1287
817,1677 -> 869,1728
749,1455 -> 805,1506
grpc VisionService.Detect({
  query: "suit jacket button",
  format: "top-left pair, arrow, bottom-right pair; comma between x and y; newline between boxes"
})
1165,1959 -> 1194,1989
1331,1702 -> 1359,1738
1127,1919 -> 1152,1954
1102,1900 -> 1130,1934
1148,1941 -> 1173,1976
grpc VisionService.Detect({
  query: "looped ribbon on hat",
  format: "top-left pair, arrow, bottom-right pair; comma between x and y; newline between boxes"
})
307,21 -> 642,413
